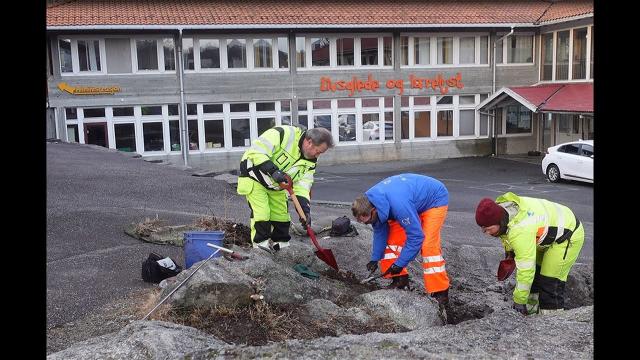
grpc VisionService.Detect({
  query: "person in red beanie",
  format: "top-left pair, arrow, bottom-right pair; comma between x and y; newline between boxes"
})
475,192 -> 584,316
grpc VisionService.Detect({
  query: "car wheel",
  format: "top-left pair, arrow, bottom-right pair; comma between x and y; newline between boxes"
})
547,164 -> 561,183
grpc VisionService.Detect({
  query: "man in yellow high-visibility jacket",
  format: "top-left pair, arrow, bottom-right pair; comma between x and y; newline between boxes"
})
237,125 -> 334,251
475,192 -> 584,315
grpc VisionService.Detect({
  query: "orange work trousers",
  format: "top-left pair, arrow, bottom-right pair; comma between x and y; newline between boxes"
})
379,206 -> 450,294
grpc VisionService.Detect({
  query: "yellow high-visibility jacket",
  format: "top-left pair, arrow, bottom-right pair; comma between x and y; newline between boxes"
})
237,125 -> 316,200
496,192 -> 579,304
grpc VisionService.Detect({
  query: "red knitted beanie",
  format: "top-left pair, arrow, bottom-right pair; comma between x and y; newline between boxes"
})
475,198 -> 505,227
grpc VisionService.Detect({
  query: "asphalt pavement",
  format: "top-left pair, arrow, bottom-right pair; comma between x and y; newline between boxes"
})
46,142 -> 593,329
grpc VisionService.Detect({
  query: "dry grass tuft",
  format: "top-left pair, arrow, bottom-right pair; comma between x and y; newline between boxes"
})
193,216 -> 251,247
133,215 -> 167,238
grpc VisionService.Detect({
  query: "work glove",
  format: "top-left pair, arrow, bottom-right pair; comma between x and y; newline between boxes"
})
505,250 -> 515,259
387,264 -> 403,275
512,303 -> 528,315
271,170 -> 289,185
298,196 -> 311,229
366,260 -> 378,273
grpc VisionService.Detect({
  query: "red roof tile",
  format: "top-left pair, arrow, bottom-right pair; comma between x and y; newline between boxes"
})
538,0 -> 593,23
46,0 -> 592,28
510,83 -> 593,113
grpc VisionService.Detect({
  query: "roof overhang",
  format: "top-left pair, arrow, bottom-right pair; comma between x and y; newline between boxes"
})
477,87 -> 538,112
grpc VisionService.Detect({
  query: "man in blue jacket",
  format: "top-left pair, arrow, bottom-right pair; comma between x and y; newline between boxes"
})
351,173 -> 450,305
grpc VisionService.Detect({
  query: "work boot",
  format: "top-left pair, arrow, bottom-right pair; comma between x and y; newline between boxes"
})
271,241 -> 290,252
431,288 -> 449,306
386,275 -> 410,290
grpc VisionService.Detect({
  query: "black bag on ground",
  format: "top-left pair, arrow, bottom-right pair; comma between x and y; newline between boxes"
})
329,216 -> 358,237
141,252 -> 182,283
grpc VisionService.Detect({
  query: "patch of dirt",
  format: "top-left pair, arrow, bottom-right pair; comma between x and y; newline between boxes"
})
193,216 -> 252,248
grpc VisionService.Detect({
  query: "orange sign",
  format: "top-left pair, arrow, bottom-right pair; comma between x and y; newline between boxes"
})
58,82 -> 121,95
320,73 -> 464,96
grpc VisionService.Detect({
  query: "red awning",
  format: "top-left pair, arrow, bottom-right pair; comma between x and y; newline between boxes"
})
510,83 -> 593,113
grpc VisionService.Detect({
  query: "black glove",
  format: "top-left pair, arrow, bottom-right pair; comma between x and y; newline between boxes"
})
513,303 -> 528,315
366,260 -> 378,273
387,264 -> 403,275
505,250 -> 515,259
298,196 -> 311,229
271,170 -> 288,184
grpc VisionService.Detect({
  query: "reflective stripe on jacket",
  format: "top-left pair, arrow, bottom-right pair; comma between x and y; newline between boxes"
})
496,192 -> 579,305
237,125 -> 316,200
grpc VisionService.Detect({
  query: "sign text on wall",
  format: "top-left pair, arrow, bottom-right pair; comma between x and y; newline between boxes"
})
320,73 -> 464,96
58,82 -> 121,95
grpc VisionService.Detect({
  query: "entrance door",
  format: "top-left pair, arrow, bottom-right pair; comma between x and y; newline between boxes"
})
541,114 -> 553,151
84,123 -> 108,148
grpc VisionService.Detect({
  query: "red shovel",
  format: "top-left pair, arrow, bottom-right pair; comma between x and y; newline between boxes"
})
279,175 -> 339,271
497,258 -> 516,281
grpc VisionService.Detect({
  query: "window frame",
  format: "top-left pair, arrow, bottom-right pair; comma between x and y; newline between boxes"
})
297,33 -> 394,71
496,32 -> 535,67
539,24 -> 594,83
57,36 -> 107,75
399,32 -> 490,68
130,37 -> 176,74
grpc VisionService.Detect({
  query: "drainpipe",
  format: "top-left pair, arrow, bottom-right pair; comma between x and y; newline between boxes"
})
177,28 -> 189,167
491,26 -> 514,157
492,26 -> 514,94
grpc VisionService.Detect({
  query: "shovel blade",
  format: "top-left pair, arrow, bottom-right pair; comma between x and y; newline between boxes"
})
314,249 -> 339,271
497,258 -> 516,281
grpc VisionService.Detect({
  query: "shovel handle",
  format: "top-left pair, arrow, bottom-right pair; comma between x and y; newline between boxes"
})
280,174 -> 307,223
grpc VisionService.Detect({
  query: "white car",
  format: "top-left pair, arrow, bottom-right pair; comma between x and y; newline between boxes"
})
541,140 -> 593,183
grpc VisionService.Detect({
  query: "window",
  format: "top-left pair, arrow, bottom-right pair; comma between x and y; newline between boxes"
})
163,39 -> 176,71
556,31 -> 570,80
507,35 -> 533,63
505,105 -> 532,134
415,111 -> 431,138
256,102 -> 275,111
58,38 -> 104,74
581,144 -> 593,157
479,113 -> 488,136
311,38 -> 330,66
230,103 -> 250,112
183,38 -> 195,70
231,118 -> 250,147
338,114 -> 355,142
296,36 -> 306,68
385,111 -> 394,140
200,39 -> 221,69
480,36 -> 488,64
383,37 -> 393,66
67,125 -> 79,142
84,108 -> 105,118
65,108 -> 77,120
559,143 -> 580,155
113,107 -> 134,117
187,104 -> 198,115
437,96 -> 453,105
314,115 -> 332,133
169,120 -> 181,151
459,110 -> 475,136
414,37 -> 430,65
59,39 -> 73,73
143,122 -> 164,151
459,37 -> 475,64
227,39 -> 247,68
437,110 -> 453,136
254,39 -> 273,68
572,28 -> 588,79
141,106 -> 162,116
541,33 -> 553,81
590,27 -> 594,79
136,40 -> 158,70
362,113 -> 380,141
78,40 -> 101,71
337,37 -> 354,66
558,114 -> 571,133
437,37 -> 453,64
187,119 -> 199,150
459,95 -> 475,105
278,37 -> 289,68
203,104 -> 223,113
114,123 -> 136,152
361,37 -> 378,66
572,115 -> 580,134
400,36 -> 409,66
401,111 -> 409,139
204,120 -> 225,148
168,104 -> 179,116
495,39 -> 503,64
257,118 -> 275,136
